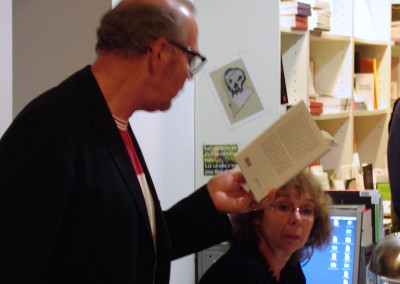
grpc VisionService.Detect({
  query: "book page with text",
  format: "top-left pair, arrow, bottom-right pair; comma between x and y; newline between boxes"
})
235,101 -> 330,202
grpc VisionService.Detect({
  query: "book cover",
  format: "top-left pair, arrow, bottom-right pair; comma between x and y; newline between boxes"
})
235,101 -> 330,202
280,19 -> 308,30
310,106 -> 323,115
309,100 -> 323,108
362,163 -> 374,190
280,15 -> 308,23
392,4 -> 400,22
354,73 -> 375,111
359,58 -> 378,109
359,58 -> 375,73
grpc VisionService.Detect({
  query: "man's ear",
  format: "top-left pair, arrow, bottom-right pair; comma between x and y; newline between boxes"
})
148,38 -> 171,75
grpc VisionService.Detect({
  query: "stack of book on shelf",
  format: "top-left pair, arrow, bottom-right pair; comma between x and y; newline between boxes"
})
308,1 -> 331,31
308,61 -> 350,114
308,97 -> 323,115
280,0 -> 312,30
392,4 -> 400,43
354,53 -> 378,110
309,94 -> 351,114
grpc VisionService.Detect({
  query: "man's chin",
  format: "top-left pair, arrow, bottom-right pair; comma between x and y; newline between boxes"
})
159,102 -> 172,111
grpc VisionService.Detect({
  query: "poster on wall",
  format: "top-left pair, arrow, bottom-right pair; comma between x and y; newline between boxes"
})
203,144 -> 238,176
207,57 -> 268,129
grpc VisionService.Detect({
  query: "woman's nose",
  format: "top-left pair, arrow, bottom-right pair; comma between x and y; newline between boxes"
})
289,209 -> 302,224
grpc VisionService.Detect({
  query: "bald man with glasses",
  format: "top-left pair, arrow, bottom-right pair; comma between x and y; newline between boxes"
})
0,0 -> 271,283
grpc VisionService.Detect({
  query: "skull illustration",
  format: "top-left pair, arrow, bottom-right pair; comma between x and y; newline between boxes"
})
224,68 -> 246,97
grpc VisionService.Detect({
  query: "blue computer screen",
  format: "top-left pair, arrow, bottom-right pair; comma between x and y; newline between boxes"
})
302,212 -> 361,284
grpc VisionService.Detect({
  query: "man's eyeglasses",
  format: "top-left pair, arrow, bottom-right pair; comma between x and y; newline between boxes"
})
269,202 -> 317,221
168,40 -> 207,74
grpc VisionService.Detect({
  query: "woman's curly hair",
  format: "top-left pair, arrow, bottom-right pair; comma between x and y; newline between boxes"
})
230,170 -> 333,264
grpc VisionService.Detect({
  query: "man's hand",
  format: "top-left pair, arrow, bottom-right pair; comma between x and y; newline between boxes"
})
207,169 -> 277,214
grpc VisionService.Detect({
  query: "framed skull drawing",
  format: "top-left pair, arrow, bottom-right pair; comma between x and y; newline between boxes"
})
208,57 -> 266,128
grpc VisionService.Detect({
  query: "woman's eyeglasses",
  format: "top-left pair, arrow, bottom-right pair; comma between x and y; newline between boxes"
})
269,202 -> 317,221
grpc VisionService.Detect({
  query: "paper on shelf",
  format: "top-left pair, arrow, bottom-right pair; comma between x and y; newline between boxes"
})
234,101 -> 330,202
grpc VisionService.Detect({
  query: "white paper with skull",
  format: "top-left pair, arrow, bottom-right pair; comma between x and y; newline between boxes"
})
224,67 -> 253,110
207,57 -> 267,128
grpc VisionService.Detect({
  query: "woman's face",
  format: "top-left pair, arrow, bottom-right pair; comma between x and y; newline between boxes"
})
257,186 -> 315,257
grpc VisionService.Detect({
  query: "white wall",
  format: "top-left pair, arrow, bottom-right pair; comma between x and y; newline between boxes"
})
12,0 -> 109,116
131,82 -> 195,284
0,0 -> 12,137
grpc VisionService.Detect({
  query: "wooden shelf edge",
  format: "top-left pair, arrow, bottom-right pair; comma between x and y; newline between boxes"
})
312,112 -> 350,121
353,109 -> 388,117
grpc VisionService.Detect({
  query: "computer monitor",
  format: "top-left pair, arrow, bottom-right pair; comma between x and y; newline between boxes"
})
302,207 -> 362,284
325,190 -> 383,243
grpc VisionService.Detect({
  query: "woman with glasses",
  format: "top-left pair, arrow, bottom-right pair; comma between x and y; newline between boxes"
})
199,170 -> 333,284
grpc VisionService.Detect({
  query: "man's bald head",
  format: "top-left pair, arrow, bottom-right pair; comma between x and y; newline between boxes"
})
115,0 -> 194,13
95,0 -> 195,57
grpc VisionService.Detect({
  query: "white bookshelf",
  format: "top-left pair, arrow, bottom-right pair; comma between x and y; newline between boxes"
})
280,0 -> 391,179
194,0 -> 391,188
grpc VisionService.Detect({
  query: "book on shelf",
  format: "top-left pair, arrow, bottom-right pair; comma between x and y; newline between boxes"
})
309,98 -> 323,115
356,58 -> 378,109
301,0 -> 330,10
309,61 -> 316,94
280,14 -> 308,24
309,107 -> 323,115
354,73 -> 375,111
234,101 -> 330,202
312,0 -> 330,10
280,15 -> 309,30
362,163 -> 374,190
309,100 -> 323,108
359,58 -> 375,73
280,0 -> 312,11
392,4 -> 400,22
280,7 -> 312,17
354,52 -> 360,74
309,94 -> 351,114
309,11 -> 330,31
392,21 -> 400,42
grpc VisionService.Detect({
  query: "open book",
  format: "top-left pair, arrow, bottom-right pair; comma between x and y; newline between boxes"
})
235,101 -> 330,202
